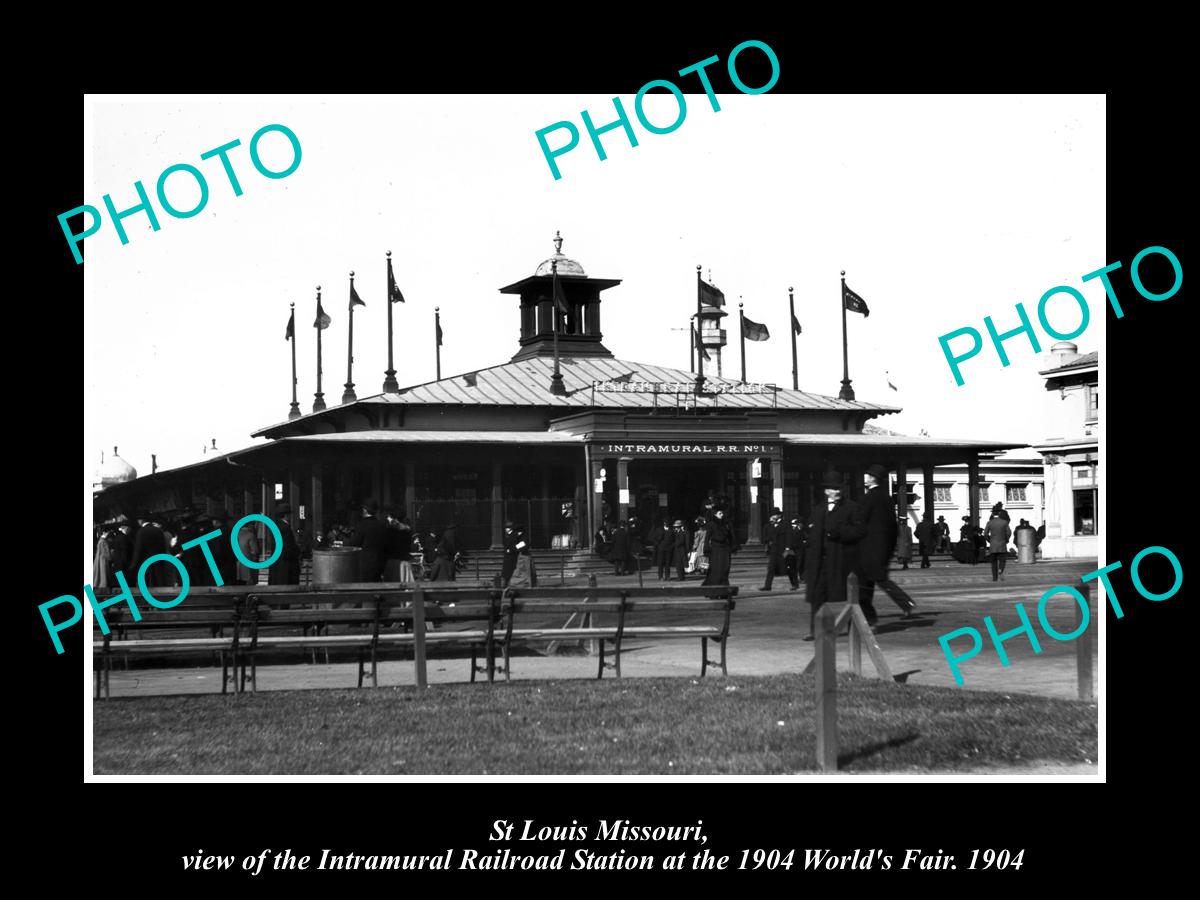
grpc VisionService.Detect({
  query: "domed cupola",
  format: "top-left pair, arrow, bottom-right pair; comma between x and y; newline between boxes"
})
94,447 -> 137,488
500,231 -> 622,361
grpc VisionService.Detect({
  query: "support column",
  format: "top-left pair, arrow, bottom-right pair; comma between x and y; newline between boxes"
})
770,456 -> 783,513
967,458 -> 981,530
242,485 -> 255,521
896,461 -> 908,519
850,464 -> 864,502
311,464 -> 324,542
491,461 -> 503,548
574,474 -> 586,549
617,458 -> 630,522
590,455 -> 604,545
288,470 -> 300,520
746,458 -> 762,544
223,484 -> 236,517
540,467 -> 552,548
371,460 -> 383,505
923,464 -> 936,524
382,461 -> 394,509
404,461 -> 416,525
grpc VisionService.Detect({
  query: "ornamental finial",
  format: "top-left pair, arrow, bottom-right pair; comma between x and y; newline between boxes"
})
553,230 -> 563,254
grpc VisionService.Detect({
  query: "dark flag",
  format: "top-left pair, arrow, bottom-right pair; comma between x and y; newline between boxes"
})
693,324 -> 711,361
350,283 -> 365,308
791,314 -> 802,335
699,279 -> 725,308
843,283 -> 870,317
436,319 -> 444,346
285,308 -> 295,341
388,261 -> 405,303
462,372 -> 477,387
742,315 -> 770,342
314,301 -> 331,330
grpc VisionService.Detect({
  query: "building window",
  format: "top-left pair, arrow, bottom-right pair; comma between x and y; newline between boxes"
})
1074,488 -> 1097,536
977,484 -> 989,505
1085,384 -> 1098,423
1006,484 -> 1027,504
933,485 -> 953,504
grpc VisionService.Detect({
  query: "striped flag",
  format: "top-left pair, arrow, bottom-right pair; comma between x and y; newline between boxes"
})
694,324 -> 711,361
388,258 -> 406,303
314,300 -> 331,330
350,283 -> 365,308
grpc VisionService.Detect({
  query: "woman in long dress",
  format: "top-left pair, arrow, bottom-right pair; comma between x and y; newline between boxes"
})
690,517 -> 708,575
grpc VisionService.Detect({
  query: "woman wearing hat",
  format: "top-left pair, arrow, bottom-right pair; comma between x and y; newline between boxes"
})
702,508 -> 739,586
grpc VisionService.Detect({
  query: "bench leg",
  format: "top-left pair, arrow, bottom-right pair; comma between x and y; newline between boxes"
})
105,654 -> 111,699
470,647 -> 477,684
701,637 -> 708,677
720,637 -> 728,676
357,652 -> 364,689
251,656 -> 258,693
597,640 -> 605,679
221,651 -> 229,695
503,641 -> 512,683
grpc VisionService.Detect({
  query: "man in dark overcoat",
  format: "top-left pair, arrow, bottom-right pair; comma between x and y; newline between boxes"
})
209,510 -> 239,586
131,513 -> 168,588
650,516 -> 673,581
267,503 -> 301,585
855,464 -> 917,625
348,499 -> 391,582
669,519 -> 690,580
802,471 -> 866,639
610,521 -> 630,576
785,516 -> 806,589
759,509 -> 788,590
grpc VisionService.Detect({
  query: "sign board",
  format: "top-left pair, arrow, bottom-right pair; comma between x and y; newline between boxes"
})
299,505 -> 306,520
598,443 -> 779,456
619,489 -> 630,505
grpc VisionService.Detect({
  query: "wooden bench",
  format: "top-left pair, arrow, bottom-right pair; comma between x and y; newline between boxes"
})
496,584 -> 737,680
244,586 -> 508,690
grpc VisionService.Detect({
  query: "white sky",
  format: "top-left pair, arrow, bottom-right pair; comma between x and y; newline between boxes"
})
84,94 -> 1104,479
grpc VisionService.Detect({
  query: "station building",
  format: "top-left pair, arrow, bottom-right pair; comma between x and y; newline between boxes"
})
93,240 -> 1023,550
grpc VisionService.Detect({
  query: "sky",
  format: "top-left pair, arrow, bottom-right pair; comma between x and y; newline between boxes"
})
84,94 -> 1104,480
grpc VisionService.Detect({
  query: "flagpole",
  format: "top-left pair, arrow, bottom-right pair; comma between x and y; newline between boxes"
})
342,271 -> 357,404
689,316 -> 696,373
313,286 -> 326,412
839,270 -> 855,401
435,307 -> 442,381
789,286 -> 798,391
739,301 -> 747,383
549,257 -> 566,396
383,251 -> 399,393
695,265 -> 704,392
288,303 -> 300,420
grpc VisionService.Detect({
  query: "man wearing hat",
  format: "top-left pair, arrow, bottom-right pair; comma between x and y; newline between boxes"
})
784,515 -> 807,589
347,499 -> 390,582
236,510 -> 263,585
802,470 -> 865,639
208,510 -> 239,586
268,503 -> 301,585
758,508 -> 789,591
131,512 -> 168,588
501,521 -> 525,587
856,464 -> 918,625
669,518 -> 690,580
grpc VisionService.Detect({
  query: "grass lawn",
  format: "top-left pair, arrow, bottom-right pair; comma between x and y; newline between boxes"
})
92,673 -> 1096,775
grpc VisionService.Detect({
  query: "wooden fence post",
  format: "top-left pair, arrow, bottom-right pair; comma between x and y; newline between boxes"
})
1077,579 -> 1095,701
815,604 -> 838,772
413,583 -> 427,689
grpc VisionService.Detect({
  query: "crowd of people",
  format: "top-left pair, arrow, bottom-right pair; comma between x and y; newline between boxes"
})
92,505 -> 302,590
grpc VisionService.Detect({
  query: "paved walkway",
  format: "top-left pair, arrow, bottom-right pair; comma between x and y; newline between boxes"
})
101,558 -> 1101,703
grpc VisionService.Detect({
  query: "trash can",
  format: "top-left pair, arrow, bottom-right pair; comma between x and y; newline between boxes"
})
311,547 -> 362,584
1016,528 -> 1036,564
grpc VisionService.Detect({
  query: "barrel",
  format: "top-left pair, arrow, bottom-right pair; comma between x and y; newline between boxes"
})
311,547 -> 362,584
1016,528 -> 1036,564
